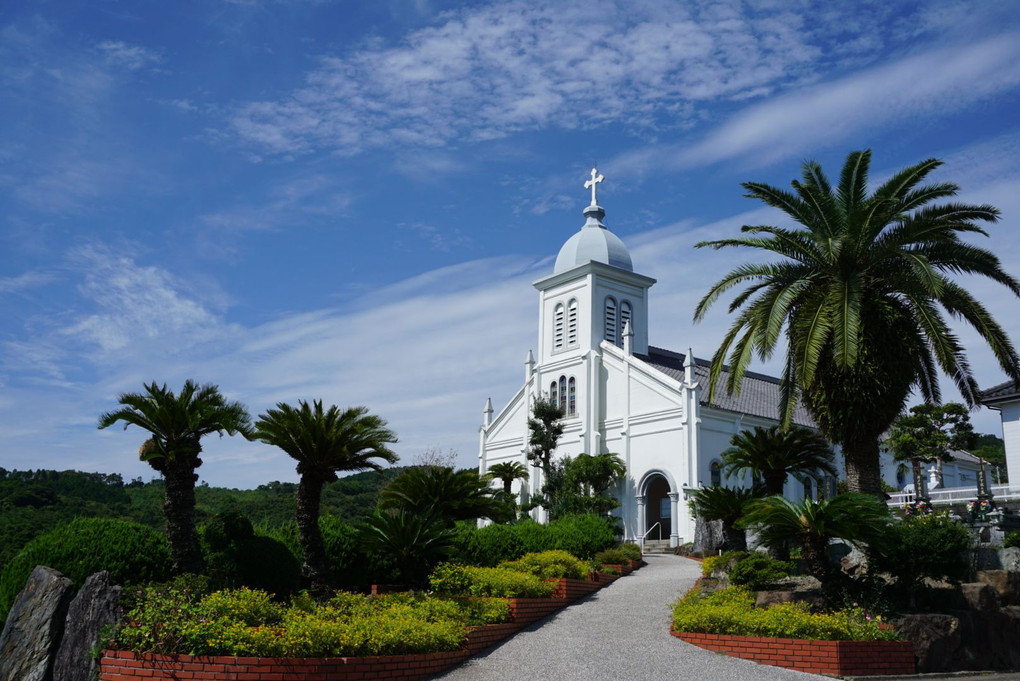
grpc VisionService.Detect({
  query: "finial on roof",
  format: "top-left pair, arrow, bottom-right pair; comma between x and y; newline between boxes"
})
483,397 -> 493,427
684,348 -> 695,384
584,167 -> 605,207
623,319 -> 633,355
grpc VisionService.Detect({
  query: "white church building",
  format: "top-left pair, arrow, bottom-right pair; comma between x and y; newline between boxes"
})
477,169 -> 993,544
477,170 -> 826,547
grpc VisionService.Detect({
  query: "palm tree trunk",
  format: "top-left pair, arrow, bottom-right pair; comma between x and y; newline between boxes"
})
296,472 -> 334,597
843,438 -> 884,497
163,458 -> 204,575
764,473 -> 786,497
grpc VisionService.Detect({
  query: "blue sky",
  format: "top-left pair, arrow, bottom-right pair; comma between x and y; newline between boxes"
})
2,0 -> 1019,489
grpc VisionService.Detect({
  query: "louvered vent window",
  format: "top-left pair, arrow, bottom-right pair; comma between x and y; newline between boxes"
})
558,376 -> 567,413
567,377 -> 576,416
620,301 -> 632,344
554,303 -> 565,349
567,299 -> 578,347
604,297 -> 617,344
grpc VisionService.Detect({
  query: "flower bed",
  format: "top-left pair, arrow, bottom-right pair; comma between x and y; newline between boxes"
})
671,631 -> 916,676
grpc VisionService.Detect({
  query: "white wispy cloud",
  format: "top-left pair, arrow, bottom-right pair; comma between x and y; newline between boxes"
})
95,41 -> 162,71
613,33 -> 1020,176
227,0 -> 909,156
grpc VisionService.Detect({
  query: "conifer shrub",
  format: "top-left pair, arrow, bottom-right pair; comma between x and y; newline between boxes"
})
729,553 -> 793,590
616,543 -> 642,562
872,512 -> 973,605
0,517 -> 170,625
203,512 -> 302,598
594,548 -> 631,568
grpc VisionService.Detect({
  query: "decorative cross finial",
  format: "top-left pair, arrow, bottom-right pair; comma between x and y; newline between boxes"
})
584,167 -> 605,207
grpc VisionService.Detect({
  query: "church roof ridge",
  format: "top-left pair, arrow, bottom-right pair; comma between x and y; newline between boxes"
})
979,378 -> 1020,403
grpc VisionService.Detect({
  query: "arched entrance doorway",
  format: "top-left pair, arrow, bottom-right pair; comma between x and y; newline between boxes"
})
644,474 -> 671,542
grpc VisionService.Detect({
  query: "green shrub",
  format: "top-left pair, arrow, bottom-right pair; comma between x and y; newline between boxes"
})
203,512 -> 302,597
729,553 -> 793,590
672,586 -> 899,641
451,522 -> 527,567
0,517 -> 170,625
594,549 -> 631,567
429,562 -> 554,598
115,575 -> 211,654
617,543 -> 642,562
873,512 -> 973,604
499,550 -> 589,579
1005,530 -> 1020,550
544,514 -> 617,559
701,551 -> 747,577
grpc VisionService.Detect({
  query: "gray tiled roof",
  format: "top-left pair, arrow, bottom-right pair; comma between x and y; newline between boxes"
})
638,346 -> 817,428
980,379 -> 1020,404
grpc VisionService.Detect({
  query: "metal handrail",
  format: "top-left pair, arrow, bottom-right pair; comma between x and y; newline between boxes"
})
639,522 -> 662,552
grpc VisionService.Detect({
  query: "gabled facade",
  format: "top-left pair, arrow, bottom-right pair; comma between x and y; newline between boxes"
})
980,380 -> 1020,483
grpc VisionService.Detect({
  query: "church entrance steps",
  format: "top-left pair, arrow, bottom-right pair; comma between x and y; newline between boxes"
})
642,539 -> 673,554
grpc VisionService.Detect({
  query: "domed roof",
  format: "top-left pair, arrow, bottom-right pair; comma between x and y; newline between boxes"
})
553,204 -> 633,274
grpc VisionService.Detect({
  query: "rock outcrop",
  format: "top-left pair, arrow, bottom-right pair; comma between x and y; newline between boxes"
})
0,565 -> 75,681
54,571 -> 123,681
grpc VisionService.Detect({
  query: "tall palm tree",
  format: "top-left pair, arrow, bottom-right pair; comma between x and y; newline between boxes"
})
98,380 -> 252,574
741,493 -> 892,593
486,461 -> 530,496
251,401 -> 398,596
695,150 -> 1020,494
721,426 -> 836,496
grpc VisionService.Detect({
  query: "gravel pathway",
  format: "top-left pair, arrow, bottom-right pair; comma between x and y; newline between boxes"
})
433,554 -> 826,681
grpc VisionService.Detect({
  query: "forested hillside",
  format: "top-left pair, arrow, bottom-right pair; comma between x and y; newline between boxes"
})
0,466 -> 405,578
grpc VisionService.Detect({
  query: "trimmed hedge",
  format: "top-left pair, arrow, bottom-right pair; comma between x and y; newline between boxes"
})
430,562 -> 555,598
0,517 -> 170,624
498,550 -> 588,580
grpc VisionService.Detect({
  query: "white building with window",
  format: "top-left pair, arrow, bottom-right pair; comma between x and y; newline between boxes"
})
478,171 -> 826,547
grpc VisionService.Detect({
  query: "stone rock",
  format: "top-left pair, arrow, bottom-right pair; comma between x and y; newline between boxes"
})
895,613 -> 962,673
976,570 -> 1020,606
755,587 -> 825,611
974,546 -> 1020,571
693,517 -> 724,555
53,571 -> 123,681
0,565 -> 74,681
960,583 -> 999,612
999,547 -> 1020,573
837,544 -> 869,577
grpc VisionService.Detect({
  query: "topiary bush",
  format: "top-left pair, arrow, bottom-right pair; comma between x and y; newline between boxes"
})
729,553 -> 793,590
498,550 -> 589,580
594,549 -> 631,568
203,512 -> 302,598
0,517 -> 170,625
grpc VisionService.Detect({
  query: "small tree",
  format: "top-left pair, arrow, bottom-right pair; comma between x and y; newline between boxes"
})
553,453 -> 626,518
527,396 -> 564,475
486,461 -> 530,496
887,402 -> 974,494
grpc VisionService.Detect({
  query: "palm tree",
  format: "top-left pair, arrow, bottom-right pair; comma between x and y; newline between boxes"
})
695,150 -> 1020,495
251,401 -> 398,596
98,380 -> 252,574
359,509 -> 455,589
379,466 -> 510,526
486,461 -> 530,496
741,493 -> 892,592
690,485 -> 763,551
721,426 -> 836,496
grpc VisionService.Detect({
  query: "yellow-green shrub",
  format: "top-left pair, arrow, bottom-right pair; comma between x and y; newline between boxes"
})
498,550 -> 588,579
430,562 -> 555,598
672,587 -> 899,642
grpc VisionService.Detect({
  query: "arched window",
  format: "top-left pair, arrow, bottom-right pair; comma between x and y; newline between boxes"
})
710,460 -> 721,487
604,297 -> 617,344
567,377 -> 576,416
567,299 -> 578,347
896,464 -> 908,489
558,376 -> 567,413
619,301 -> 632,342
549,381 -> 558,407
553,303 -> 565,350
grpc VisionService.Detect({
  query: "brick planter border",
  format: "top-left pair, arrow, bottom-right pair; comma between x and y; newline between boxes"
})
672,630 -> 916,676
100,569 -> 634,681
